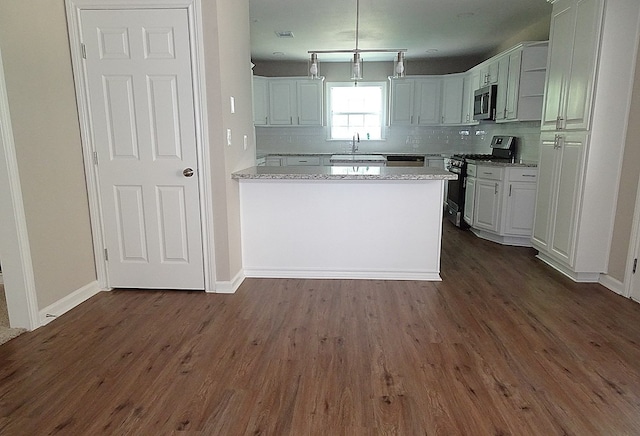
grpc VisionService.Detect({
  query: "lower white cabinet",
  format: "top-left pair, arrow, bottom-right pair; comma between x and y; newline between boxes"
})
465,164 -> 538,246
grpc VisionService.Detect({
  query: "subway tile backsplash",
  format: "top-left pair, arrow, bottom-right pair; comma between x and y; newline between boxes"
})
256,121 -> 542,163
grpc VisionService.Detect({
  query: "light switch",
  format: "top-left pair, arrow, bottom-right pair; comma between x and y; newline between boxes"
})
230,96 -> 235,114
227,128 -> 232,146
243,135 -> 248,150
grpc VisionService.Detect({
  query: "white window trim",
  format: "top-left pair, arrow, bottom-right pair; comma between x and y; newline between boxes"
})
325,81 -> 387,141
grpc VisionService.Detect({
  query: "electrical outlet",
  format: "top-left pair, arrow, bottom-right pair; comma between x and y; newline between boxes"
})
227,128 -> 232,146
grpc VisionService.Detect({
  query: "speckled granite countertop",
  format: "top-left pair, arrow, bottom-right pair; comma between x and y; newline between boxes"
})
232,165 -> 457,181
465,159 -> 538,168
256,152 -> 448,158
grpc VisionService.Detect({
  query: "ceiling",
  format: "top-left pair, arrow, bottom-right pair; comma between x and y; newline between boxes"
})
249,0 -> 553,63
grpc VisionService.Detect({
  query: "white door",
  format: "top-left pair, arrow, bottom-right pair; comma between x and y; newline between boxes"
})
81,9 -> 204,289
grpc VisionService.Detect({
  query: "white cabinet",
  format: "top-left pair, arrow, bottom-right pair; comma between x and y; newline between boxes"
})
389,77 -> 441,126
473,167 -> 503,233
495,42 -> 549,123
462,70 -> 480,125
532,132 -> 585,266
441,75 -> 464,125
268,80 -> 296,125
541,0 -> 603,131
467,164 -> 538,246
255,77 -> 323,126
296,80 -> 323,125
478,59 -> 499,86
252,76 -> 268,125
463,164 -> 476,226
285,156 -> 321,166
415,79 -> 442,125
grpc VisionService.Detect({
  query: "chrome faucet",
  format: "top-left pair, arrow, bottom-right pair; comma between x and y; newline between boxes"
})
351,133 -> 360,154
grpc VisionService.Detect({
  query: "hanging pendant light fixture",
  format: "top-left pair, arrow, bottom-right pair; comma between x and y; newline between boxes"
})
309,0 -> 406,82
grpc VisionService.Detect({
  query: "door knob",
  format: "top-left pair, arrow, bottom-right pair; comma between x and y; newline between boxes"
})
183,168 -> 194,177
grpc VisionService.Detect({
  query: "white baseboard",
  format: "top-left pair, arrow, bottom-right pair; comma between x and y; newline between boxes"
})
39,280 -> 102,327
599,274 -> 626,296
212,269 -> 245,294
0,273 -> 3,285
244,267 -> 442,281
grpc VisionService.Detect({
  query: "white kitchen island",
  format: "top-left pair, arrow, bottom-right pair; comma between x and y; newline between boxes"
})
232,165 -> 456,281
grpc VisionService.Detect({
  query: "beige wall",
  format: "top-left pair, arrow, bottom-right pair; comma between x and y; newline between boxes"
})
253,55 -> 485,79
0,1 -> 96,307
489,15 -> 551,58
608,41 -> 640,282
203,0 -> 255,282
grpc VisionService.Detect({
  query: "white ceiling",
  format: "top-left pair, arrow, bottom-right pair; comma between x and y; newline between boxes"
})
249,0 -> 553,62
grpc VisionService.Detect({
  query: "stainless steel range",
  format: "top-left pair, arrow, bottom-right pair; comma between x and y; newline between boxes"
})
445,136 -> 517,228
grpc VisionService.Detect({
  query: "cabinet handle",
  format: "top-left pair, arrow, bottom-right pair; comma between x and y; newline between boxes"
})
521,174 -> 536,177
410,115 -> 413,124
290,116 -> 293,124
298,116 -> 300,124
509,184 -> 512,197
265,116 -> 268,124
495,183 -> 498,195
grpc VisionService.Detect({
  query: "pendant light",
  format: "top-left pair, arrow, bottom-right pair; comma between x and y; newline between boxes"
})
308,0 -> 406,81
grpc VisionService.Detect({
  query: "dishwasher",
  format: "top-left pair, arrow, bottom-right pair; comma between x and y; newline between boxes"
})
385,155 -> 426,167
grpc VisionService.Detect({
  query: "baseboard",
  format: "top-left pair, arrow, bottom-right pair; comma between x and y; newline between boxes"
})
535,253 -> 601,283
598,274 -> 626,296
243,267 -> 442,281
212,269 -> 245,294
470,228 -> 533,247
39,280 -> 102,327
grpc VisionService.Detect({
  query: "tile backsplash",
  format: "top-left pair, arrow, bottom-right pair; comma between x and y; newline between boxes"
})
256,121 -> 542,163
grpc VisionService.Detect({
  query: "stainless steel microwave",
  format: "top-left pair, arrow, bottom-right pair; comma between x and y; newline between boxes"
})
473,84 -> 497,121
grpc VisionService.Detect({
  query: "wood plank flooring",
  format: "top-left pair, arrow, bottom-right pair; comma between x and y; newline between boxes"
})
1,221 -> 640,434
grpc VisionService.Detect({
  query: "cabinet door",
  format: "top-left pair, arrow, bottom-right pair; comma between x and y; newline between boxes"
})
269,80 -> 296,125
462,71 -> 480,124
495,55 -> 510,121
474,179 -> 502,232
504,182 -> 537,235
541,0 -> 574,130
389,79 -> 414,125
563,0 -> 602,130
549,134 -> 585,265
505,51 -> 522,120
297,80 -> 323,126
532,135 -> 559,249
415,79 -> 441,125
441,76 -> 464,125
463,176 -> 476,225
253,76 -> 268,125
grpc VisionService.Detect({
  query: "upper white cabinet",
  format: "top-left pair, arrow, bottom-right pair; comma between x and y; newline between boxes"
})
478,59 -> 499,86
252,76 -> 268,126
541,0 -> 603,131
441,75 -> 464,125
462,70 -> 480,125
253,76 -> 324,126
495,42 -> 549,123
389,77 -> 441,126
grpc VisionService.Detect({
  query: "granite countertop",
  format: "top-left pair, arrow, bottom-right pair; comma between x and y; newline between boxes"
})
232,165 -> 457,181
257,152 -> 448,158
465,159 -> 538,168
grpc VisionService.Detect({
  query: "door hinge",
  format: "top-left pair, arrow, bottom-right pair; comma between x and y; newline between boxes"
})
104,248 -> 109,261
93,151 -> 98,165
633,258 -> 637,274
81,43 -> 87,59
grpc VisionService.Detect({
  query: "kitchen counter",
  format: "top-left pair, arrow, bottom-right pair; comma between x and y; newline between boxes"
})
234,165 -> 452,281
232,165 -> 456,181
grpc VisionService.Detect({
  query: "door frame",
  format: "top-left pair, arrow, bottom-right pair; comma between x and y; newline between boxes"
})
0,47 -> 40,330
65,0 -> 216,291
624,169 -> 640,301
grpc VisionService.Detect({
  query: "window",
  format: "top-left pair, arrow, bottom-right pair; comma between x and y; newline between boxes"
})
327,82 -> 385,140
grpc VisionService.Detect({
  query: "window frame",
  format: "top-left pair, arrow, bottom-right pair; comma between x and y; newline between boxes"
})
325,81 -> 387,141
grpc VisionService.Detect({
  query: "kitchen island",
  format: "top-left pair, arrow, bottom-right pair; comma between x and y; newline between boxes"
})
232,165 -> 456,281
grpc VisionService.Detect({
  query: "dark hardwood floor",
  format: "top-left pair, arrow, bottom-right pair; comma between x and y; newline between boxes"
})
1,221 -> 640,434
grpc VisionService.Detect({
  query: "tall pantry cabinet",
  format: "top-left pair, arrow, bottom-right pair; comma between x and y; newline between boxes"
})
532,0 -> 640,281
